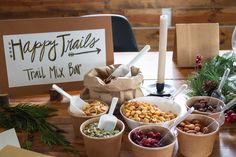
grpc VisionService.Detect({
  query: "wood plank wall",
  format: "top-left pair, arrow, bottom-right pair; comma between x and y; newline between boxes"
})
0,0 -> 236,51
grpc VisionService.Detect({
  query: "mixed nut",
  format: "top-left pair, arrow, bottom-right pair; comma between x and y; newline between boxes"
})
81,100 -> 108,116
177,119 -> 209,134
83,122 -> 120,138
130,129 -> 164,147
122,101 -> 177,123
192,99 -> 219,113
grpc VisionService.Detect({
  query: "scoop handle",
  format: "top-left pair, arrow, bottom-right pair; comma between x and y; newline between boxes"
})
170,107 -> 194,130
222,96 -> 236,112
108,97 -> 119,115
127,45 -> 151,67
217,68 -> 230,92
169,84 -> 188,100
52,84 -> 72,100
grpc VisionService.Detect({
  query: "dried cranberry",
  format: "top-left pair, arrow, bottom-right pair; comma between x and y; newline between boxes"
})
131,129 -> 163,148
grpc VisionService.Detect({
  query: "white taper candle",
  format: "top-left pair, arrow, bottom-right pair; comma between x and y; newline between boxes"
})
157,15 -> 168,84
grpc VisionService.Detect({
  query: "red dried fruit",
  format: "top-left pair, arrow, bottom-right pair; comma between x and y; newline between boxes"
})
130,129 -> 163,148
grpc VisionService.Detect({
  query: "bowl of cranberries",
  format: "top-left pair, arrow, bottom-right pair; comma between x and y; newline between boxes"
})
128,125 -> 176,157
186,96 -> 225,120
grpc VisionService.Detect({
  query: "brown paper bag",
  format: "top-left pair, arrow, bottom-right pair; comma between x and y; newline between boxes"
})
81,65 -> 144,105
175,23 -> 219,67
0,145 -> 53,157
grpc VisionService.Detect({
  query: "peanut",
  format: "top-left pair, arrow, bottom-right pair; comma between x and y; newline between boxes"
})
177,119 -> 210,135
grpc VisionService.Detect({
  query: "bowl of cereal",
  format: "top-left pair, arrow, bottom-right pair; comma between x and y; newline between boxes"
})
69,99 -> 109,138
186,96 -> 225,120
120,96 -> 186,129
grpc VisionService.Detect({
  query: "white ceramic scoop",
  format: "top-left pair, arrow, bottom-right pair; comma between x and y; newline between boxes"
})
105,45 -> 151,82
169,84 -> 188,100
211,68 -> 230,101
158,107 -> 194,145
98,97 -> 119,131
52,84 -> 86,115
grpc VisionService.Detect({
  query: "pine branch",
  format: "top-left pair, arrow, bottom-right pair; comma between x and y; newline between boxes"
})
0,104 -> 79,154
187,52 -> 236,102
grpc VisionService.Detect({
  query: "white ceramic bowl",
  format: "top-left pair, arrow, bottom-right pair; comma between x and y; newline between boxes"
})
120,96 -> 187,129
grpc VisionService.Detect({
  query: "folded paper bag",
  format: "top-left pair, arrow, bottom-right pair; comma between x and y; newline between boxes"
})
81,65 -> 144,105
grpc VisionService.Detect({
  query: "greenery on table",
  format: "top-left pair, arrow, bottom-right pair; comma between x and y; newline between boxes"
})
0,103 -> 79,154
187,52 -> 236,103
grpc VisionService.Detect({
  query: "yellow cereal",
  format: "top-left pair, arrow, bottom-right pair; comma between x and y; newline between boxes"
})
81,100 -> 108,116
121,101 -> 177,124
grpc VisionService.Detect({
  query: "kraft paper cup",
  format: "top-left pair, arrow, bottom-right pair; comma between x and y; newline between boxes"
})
128,125 -> 176,157
186,96 -> 225,120
68,99 -> 108,138
177,114 -> 219,157
80,117 -> 125,157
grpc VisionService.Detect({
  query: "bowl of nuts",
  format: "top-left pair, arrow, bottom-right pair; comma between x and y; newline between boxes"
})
120,96 -> 186,129
176,114 -> 219,157
69,99 -> 109,138
128,125 -> 177,157
186,96 -> 225,120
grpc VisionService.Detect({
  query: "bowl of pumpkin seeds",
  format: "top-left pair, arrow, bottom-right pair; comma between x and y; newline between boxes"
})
80,117 -> 125,157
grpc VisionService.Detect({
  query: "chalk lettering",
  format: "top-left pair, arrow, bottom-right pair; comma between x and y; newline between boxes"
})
57,33 -> 100,56
56,33 -> 70,57
49,66 -> 65,79
68,62 -> 82,76
22,67 -> 46,81
10,39 -> 58,62
11,39 -> 23,61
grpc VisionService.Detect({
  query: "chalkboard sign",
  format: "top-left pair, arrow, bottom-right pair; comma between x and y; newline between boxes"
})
0,17 -> 114,97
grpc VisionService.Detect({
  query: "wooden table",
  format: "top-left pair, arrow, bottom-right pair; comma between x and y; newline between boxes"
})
10,52 -> 236,157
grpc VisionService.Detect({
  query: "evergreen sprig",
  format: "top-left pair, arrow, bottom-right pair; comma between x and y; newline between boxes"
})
0,104 -> 79,154
187,52 -> 236,102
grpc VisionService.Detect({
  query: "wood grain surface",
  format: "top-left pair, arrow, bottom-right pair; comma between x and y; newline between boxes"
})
0,0 -> 235,51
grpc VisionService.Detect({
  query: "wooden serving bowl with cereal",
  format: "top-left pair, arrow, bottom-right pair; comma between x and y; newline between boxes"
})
68,99 -> 109,138
120,96 -> 186,129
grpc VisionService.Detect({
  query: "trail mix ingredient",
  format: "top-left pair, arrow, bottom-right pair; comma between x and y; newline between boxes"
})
131,129 -> 164,147
192,99 -> 220,113
83,122 -> 120,138
177,119 -> 209,134
122,101 -> 176,123
81,100 -> 108,116
225,110 -> 236,123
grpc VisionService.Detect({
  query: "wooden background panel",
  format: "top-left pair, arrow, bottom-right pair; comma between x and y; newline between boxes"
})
0,0 -> 236,51
2,7 -> 236,26
108,0 -> 236,9
133,25 -> 234,51
173,7 -> 236,25
133,27 -> 175,51
120,7 -> 236,27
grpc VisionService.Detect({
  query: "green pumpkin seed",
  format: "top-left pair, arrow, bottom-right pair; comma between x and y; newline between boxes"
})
83,122 -> 120,138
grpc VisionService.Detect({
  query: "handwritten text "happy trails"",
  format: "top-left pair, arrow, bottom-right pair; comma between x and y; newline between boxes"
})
8,33 -> 100,63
